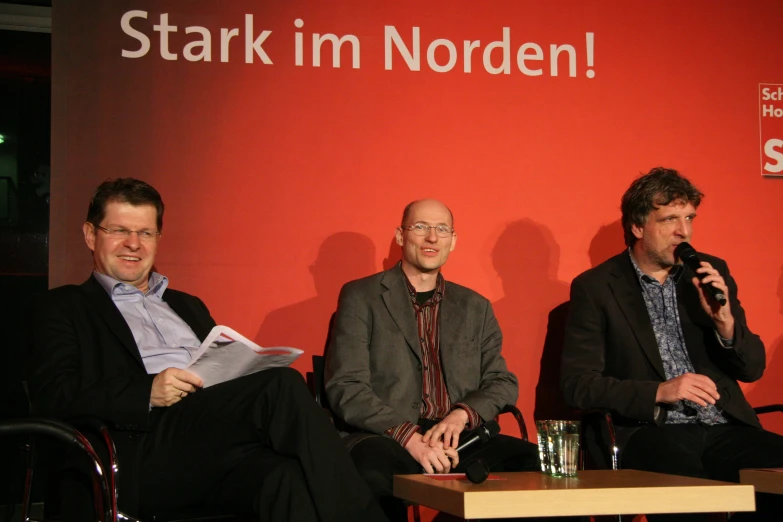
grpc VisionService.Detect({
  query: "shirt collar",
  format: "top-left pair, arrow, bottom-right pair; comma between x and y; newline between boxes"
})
399,264 -> 445,305
93,270 -> 168,299
627,248 -> 684,285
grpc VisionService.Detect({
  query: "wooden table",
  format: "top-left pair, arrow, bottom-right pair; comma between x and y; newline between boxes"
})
394,470 -> 755,519
740,468 -> 783,495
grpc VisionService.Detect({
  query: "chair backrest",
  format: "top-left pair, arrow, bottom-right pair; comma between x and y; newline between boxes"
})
309,355 -> 331,413
754,404 -> 783,416
497,405 -> 529,442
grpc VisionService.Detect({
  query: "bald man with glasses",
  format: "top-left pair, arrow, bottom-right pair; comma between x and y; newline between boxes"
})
325,199 -> 540,522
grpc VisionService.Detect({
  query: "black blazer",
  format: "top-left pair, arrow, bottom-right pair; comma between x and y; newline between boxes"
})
25,275 -> 215,513
560,252 -> 764,431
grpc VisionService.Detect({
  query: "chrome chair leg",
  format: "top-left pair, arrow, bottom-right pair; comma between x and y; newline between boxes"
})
21,436 -> 34,522
0,419 -> 115,522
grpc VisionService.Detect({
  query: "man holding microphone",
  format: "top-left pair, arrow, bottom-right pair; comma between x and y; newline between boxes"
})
561,167 -> 783,520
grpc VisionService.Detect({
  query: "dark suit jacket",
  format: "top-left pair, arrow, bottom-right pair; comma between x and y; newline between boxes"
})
561,251 -> 764,434
25,275 -> 215,514
325,265 -> 518,436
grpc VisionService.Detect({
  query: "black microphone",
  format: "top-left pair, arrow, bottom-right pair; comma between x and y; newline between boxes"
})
465,458 -> 490,484
674,242 -> 727,306
455,420 -> 501,453
459,423 -> 499,484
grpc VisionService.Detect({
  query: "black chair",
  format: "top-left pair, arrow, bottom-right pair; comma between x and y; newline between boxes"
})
580,410 -> 620,471
307,354 -> 531,522
752,404 -> 783,418
1,412 -> 243,522
0,418 -> 114,522
307,354 -> 332,416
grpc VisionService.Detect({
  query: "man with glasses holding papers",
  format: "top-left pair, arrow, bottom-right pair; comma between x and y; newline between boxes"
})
26,178 -> 387,522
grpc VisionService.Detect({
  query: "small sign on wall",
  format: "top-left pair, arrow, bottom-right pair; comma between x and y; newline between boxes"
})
760,83 -> 783,177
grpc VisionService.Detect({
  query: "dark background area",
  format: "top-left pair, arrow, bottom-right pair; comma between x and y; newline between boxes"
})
0,7 -> 52,512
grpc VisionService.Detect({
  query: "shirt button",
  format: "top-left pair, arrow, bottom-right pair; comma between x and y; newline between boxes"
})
424,394 -> 430,399
420,338 -> 425,343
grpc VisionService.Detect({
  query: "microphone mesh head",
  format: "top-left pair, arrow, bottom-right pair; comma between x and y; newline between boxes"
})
485,420 -> 501,438
476,420 -> 502,443
673,242 -> 697,263
465,458 -> 489,484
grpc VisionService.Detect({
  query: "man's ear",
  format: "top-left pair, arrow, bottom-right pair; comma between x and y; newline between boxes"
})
631,223 -> 644,240
83,222 -> 96,252
395,228 -> 404,247
449,232 -> 457,252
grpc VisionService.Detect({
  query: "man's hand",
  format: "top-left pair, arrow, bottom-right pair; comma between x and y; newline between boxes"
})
421,409 -> 469,449
691,261 -> 734,339
405,432 -> 459,473
655,373 -> 720,408
150,368 -> 204,407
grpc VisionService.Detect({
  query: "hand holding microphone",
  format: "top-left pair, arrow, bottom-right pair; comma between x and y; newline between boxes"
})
674,242 -> 727,306
417,420 -> 501,483
674,242 -> 735,339
457,421 -> 500,484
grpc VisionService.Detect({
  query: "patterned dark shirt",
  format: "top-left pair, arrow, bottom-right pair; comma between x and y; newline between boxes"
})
629,251 -> 727,425
385,269 -> 481,446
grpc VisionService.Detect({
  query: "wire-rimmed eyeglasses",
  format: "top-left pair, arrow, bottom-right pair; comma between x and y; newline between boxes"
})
95,224 -> 161,242
400,223 -> 454,238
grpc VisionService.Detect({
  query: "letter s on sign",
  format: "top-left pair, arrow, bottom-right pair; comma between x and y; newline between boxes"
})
121,10 -> 151,59
764,138 -> 783,174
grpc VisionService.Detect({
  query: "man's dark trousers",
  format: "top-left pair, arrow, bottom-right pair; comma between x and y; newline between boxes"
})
348,419 -> 540,522
65,368 -> 387,522
622,422 -> 783,522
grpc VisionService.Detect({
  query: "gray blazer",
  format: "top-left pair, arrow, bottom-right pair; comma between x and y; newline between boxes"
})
325,265 -> 518,435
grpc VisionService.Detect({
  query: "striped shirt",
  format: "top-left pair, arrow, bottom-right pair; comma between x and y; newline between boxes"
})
385,270 -> 482,446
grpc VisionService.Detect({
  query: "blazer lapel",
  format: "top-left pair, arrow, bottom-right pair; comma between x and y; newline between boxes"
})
81,276 -> 146,369
380,268 -> 422,361
607,255 -> 667,380
438,284 -> 467,364
675,271 -> 715,372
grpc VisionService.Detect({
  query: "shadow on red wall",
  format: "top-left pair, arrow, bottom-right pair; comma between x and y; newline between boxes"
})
383,237 -> 402,272
532,220 -> 625,423
588,220 -> 625,268
747,265 -> 783,435
254,232 -> 377,374
490,219 -> 570,430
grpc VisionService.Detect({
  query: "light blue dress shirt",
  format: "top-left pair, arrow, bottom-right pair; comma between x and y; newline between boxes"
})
94,271 -> 202,374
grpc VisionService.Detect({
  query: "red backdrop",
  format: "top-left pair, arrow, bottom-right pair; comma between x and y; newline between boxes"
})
52,0 -> 783,447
